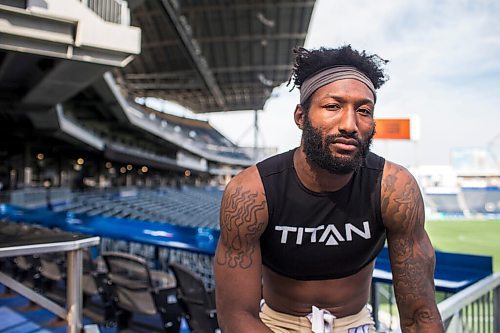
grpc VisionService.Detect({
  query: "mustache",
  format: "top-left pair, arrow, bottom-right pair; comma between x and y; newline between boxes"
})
325,133 -> 363,146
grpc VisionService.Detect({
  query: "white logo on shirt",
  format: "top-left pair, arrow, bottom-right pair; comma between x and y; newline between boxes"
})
275,221 -> 371,245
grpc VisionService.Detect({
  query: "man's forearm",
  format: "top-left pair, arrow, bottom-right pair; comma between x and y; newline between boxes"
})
399,305 -> 444,333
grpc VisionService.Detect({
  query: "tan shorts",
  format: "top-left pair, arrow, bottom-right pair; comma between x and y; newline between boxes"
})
259,303 -> 376,333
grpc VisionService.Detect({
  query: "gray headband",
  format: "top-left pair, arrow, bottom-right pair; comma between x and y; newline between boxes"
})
299,66 -> 376,104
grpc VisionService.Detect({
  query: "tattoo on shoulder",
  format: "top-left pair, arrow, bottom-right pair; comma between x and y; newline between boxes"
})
383,164 -> 425,253
216,186 -> 266,269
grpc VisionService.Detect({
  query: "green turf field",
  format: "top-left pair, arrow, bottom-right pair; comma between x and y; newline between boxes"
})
425,219 -> 500,272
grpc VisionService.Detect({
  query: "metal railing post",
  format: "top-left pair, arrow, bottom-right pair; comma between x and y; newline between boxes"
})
66,249 -> 83,333
371,281 -> 380,330
494,285 -> 500,333
438,274 -> 500,333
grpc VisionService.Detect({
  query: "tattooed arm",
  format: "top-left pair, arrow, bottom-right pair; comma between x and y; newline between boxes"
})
214,166 -> 273,332
381,161 -> 444,332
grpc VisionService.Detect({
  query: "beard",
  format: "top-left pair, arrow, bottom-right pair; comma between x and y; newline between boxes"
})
302,115 -> 375,174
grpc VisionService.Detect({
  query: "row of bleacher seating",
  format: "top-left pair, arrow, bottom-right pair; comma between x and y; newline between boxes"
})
0,220 -> 219,333
424,187 -> 500,216
425,193 -> 464,215
462,187 -> 500,214
13,184 -> 494,223
65,103 -> 252,162
57,186 -> 222,229
60,187 -> 500,233
135,105 -> 236,149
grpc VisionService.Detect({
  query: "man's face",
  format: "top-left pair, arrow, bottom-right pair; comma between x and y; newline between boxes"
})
300,79 -> 376,174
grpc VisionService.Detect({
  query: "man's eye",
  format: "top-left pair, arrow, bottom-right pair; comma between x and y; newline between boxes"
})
324,104 -> 340,110
358,108 -> 372,115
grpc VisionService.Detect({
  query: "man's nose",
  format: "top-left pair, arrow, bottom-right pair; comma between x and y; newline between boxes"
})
338,108 -> 358,135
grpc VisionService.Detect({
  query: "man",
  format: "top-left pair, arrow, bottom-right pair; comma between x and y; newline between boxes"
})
214,45 -> 444,333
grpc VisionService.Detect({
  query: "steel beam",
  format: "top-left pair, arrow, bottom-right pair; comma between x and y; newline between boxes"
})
195,33 -> 307,44
183,2 -> 315,13
125,70 -> 198,80
159,0 -> 226,109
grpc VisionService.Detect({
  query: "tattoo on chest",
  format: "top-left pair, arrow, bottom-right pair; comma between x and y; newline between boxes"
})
216,186 -> 266,269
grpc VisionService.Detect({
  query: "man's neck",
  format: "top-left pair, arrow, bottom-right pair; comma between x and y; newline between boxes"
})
293,148 -> 354,193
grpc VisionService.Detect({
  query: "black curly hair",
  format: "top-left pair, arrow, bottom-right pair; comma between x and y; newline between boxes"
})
289,45 -> 389,109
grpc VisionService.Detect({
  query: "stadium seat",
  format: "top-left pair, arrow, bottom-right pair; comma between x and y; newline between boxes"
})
102,252 -> 183,332
170,262 -> 219,333
13,255 -> 42,291
39,252 -> 67,305
81,249 -> 116,325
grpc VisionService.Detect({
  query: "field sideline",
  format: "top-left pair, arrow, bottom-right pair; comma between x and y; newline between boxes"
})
425,219 -> 500,272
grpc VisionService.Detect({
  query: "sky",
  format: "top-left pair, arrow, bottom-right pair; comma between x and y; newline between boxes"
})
151,0 -> 500,168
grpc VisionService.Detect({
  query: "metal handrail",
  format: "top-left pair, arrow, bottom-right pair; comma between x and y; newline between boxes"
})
438,273 -> 500,333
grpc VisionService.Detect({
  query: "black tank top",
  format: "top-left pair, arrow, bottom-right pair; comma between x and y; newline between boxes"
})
257,149 -> 386,280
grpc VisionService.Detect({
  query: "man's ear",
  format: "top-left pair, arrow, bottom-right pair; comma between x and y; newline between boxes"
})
294,104 -> 305,129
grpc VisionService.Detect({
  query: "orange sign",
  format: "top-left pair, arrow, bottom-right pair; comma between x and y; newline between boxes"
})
374,118 -> 411,140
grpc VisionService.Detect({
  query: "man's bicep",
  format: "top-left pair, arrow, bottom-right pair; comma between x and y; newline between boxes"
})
382,162 -> 442,330
214,174 -> 268,326
214,241 -> 267,331
214,240 -> 264,311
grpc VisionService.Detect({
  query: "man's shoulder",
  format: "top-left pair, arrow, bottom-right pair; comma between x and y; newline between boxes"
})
225,165 -> 263,196
381,159 -> 416,182
379,159 -> 423,227
221,165 -> 269,228
257,148 -> 296,177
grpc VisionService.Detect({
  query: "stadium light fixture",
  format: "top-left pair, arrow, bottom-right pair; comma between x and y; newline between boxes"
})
256,12 -> 275,28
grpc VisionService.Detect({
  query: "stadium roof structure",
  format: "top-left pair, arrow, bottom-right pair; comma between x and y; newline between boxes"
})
122,0 -> 316,113
0,0 -> 316,185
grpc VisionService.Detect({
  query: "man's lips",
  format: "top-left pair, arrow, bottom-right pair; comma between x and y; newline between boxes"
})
331,137 -> 359,152
333,137 -> 359,146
